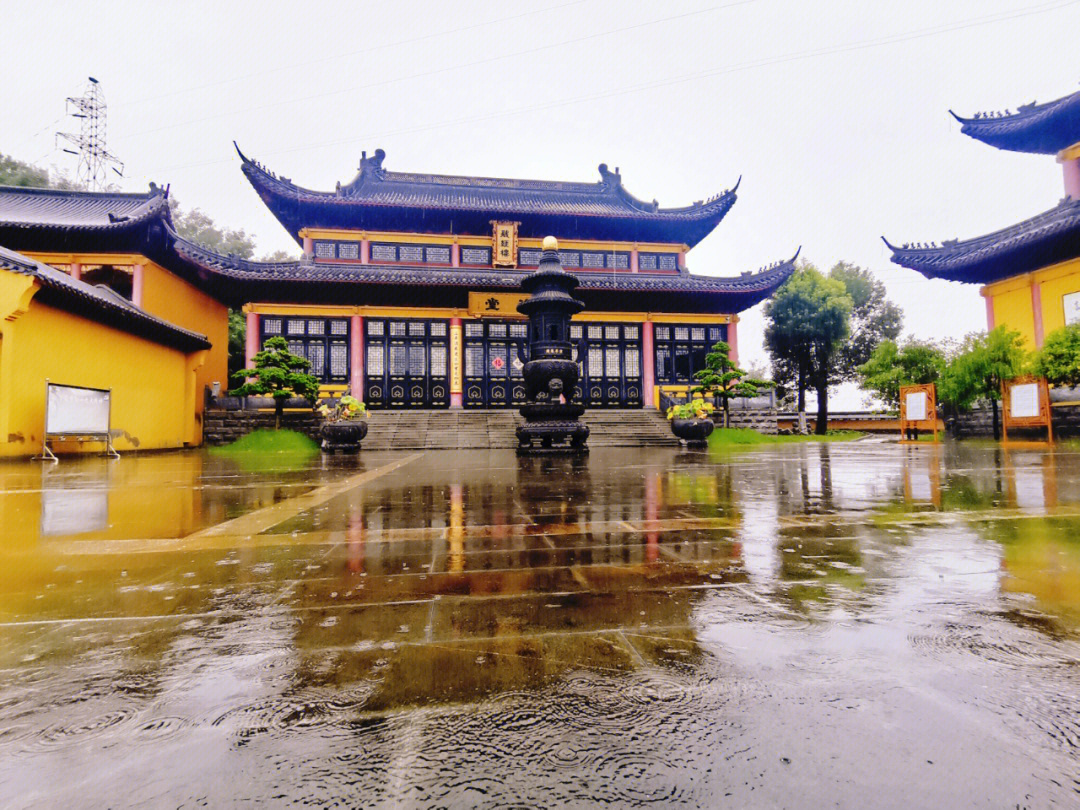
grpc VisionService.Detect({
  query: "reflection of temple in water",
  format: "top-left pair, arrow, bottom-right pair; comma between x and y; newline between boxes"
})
283,451 -> 746,709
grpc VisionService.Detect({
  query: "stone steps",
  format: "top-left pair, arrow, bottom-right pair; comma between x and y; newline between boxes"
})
359,408 -> 680,451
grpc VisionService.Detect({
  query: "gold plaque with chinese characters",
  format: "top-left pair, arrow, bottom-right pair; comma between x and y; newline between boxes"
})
491,221 -> 519,267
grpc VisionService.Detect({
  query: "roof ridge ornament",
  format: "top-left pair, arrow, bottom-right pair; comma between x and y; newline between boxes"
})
360,149 -> 387,179
597,163 -> 622,190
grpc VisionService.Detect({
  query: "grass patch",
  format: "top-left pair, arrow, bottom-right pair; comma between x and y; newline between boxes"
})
707,427 -> 864,449
209,429 -> 319,471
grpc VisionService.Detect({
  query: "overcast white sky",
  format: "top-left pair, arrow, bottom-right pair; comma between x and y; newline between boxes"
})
3,0 -> 1079,406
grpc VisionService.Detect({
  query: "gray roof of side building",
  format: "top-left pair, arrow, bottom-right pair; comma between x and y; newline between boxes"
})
0,243 -> 211,353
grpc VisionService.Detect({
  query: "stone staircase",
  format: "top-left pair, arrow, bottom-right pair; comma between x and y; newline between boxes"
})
361,408 -> 680,451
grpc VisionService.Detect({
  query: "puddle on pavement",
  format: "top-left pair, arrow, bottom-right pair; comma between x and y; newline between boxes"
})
1,442 -> 1079,807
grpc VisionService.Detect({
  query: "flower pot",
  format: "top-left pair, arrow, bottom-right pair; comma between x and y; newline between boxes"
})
320,419 -> 367,454
671,417 -> 714,448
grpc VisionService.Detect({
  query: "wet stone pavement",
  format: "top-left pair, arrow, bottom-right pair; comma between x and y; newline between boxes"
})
1,442 -> 1079,808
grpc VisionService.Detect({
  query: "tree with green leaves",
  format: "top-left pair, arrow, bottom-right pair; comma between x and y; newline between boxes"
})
1033,324 -> 1080,388
692,340 -> 774,428
0,153 -> 81,189
857,339 -> 945,408
829,262 -> 903,381
764,265 -> 853,434
939,326 -> 1028,440
230,337 -> 321,430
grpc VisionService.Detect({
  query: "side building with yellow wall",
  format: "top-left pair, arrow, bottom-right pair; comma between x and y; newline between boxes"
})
0,184 -> 236,445
0,246 -> 210,457
888,87 -> 1080,348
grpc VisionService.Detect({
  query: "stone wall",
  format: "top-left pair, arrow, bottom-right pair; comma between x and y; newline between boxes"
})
953,404 -> 1080,439
725,409 -> 779,435
203,410 -> 322,446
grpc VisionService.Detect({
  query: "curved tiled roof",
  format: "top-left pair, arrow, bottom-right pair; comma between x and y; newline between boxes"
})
884,197 -> 1080,284
0,184 -> 169,230
238,146 -> 737,247
950,90 -> 1080,154
0,244 -> 210,352
172,227 -> 796,301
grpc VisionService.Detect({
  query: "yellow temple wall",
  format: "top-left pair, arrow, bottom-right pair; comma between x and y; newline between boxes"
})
982,257 -> 1080,348
140,260 -> 229,397
0,274 -> 206,457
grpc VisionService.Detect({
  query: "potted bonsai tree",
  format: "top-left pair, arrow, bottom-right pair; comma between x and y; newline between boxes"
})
666,396 -> 716,447
317,394 -> 368,453
690,340 -> 774,428
230,336 -> 321,430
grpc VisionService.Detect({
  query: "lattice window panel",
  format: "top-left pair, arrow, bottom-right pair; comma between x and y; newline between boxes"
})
367,344 -> 384,375
659,254 -> 678,270
371,244 -> 397,261
314,242 -> 335,258
709,327 -> 725,342
429,321 -> 447,337
639,254 -> 658,271
624,325 -> 639,340
426,246 -> 450,264
389,345 -> 407,375
607,253 -> 629,270
263,318 -> 282,335
329,343 -> 348,377
605,347 -> 621,377
408,322 -> 426,337
625,349 -> 640,377
655,326 -> 671,340
465,346 -> 485,376
581,252 -> 604,269
287,319 -> 306,335
559,251 -> 581,268
287,339 -> 305,356
307,344 -> 326,377
519,249 -> 541,265
408,345 -> 425,375
587,325 -> 603,340
488,323 -> 507,337
509,323 -> 528,338
430,344 -> 447,376
588,347 -> 603,376
604,325 -> 619,340
461,248 -> 491,265
338,243 -> 359,260
674,327 -> 690,341
691,327 -> 706,342
367,321 -> 385,336
307,320 -> 325,336
399,246 -> 423,262
330,320 -> 348,336
389,322 -> 407,337
465,322 -> 484,337
570,325 -> 583,340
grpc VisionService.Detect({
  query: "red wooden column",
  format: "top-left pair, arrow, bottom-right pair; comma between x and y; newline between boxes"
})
630,247 -> 639,273
642,320 -> 656,409
69,261 -> 82,281
1032,282 -> 1045,348
983,292 -> 996,331
677,250 -> 687,271
360,238 -> 370,264
245,312 -> 260,367
302,235 -> 314,259
131,263 -> 144,307
728,318 -> 739,366
450,317 -> 464,408
451,241 -> 460,268
350,314 -> 364,400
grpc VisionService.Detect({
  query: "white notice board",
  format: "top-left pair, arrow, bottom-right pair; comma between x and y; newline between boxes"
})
1064,291 -> 1080,326
1010,383 -> 1040,420
905,391 -> 928,422
45,384 -> 111,435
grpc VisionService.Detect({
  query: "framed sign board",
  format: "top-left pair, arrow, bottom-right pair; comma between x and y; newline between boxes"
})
899,383 -> 939,443
1001,375 -> 1053,444
34,381 -> 119,461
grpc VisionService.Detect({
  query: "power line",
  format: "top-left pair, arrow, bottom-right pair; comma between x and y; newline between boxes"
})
55,77 -> 124,190
145,0 -> 1079,175
117,1 -> 753,142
